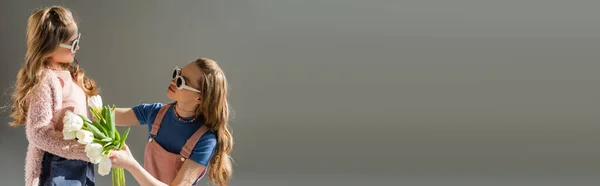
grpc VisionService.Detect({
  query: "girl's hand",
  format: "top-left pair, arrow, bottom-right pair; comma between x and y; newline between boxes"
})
109,144 -> 138,170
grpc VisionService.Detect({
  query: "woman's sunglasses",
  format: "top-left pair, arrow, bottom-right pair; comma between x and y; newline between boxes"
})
172,66 -> 201,93
59,33 -> 81,53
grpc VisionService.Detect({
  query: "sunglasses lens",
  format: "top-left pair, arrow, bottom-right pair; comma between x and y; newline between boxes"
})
176,77 -> 183,88
172,69 -> 177,79
73,42 -> 78,52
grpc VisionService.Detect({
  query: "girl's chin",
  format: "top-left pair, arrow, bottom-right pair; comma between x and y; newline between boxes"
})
56,60 -> 74,64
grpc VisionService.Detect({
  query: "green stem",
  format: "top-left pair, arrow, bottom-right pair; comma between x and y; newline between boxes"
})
111,168 -> 115,185
122,168 -> 127,186
117,168 -> 121,185
119,169 -> 122,185
111,168 -> 126,186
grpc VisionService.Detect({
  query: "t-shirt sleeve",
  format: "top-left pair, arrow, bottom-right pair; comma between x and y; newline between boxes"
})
189,132 -> 218,166
131,103 -> 164,125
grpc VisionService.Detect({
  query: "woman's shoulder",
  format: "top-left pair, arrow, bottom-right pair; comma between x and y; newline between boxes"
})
203,129 -> 217,138
198,129 -> 217,143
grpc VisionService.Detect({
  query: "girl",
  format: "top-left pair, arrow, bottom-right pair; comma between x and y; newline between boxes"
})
10,6 -> 99,186
111,58 -> 233,186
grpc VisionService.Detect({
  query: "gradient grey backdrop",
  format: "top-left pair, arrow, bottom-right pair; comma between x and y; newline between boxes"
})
2,0 -> 600,186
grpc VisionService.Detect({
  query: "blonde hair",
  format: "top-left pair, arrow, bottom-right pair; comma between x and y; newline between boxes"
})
194,58 -> 233,186
10,5 -> 99,127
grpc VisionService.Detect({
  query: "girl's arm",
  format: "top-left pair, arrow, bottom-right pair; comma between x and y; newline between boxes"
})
25,79 -> 89,161
110,145 -> 206,186
114,108 -> 140,126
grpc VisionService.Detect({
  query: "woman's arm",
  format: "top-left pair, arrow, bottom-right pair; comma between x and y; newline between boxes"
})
110,145 -> 206,186
25,80 -> 89,161
126,163 -> 168,186
128,160 -> 205,186
171,160 -> 207,186
114,108 -> 140,126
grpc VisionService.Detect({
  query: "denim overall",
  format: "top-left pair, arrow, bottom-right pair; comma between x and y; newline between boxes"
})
39,152 -> 95,186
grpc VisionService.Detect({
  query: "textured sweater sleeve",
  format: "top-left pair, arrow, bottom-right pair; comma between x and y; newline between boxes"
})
25,77 -> 90,161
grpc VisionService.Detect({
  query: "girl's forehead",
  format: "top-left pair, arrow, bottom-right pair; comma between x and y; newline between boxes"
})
68,25 -> 79,39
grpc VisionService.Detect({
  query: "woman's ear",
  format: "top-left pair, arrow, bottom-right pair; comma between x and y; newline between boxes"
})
195,96 -> 202,104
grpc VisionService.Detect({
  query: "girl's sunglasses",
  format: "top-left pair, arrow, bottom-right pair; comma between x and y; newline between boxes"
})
172,66 -> 201,93
59,33 -> 81,53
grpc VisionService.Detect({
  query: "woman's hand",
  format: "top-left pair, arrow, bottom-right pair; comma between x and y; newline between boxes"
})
109,144 -> 170,186
109,144 -> 139,170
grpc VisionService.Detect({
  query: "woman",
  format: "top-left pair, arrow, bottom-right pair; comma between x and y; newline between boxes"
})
10,5 -> 99,186
111,58 -> 233,186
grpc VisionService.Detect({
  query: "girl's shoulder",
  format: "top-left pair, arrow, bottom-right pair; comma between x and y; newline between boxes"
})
37,69 -> 62,87
27,69 -> 62,100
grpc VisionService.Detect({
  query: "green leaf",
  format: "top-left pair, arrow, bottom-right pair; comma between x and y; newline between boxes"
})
119,127 -> 131,149
115,128 -> 121,142
101,137 -> 112,142
102,144 -> 116,156
102,149 -> 110,156
82,117 -> 109,137
90,108 -> 102,123
93,121 -> 110,137
93,139 -> 107,145
110,108 -> 117,140
83,122 -> 107,139
92,111 -> 107,129
104,144 -> 118,156
102,141 -> 113,148
103,106 -> 116,139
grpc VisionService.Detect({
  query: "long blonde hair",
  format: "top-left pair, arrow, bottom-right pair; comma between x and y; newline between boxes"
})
194,58 -> 233,186
10,6 -> 99,127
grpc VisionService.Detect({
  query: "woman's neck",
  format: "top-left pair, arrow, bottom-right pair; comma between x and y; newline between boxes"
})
174,102 -> 198,118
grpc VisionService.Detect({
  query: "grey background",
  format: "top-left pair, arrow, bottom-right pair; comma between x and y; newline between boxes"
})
2,0 -> 600,185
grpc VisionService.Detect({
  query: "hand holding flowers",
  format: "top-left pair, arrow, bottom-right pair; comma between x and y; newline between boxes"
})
61,95 -> 129,186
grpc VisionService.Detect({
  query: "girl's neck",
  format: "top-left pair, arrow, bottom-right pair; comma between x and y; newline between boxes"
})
174,102 -> 198,118
46,62 -> 66,71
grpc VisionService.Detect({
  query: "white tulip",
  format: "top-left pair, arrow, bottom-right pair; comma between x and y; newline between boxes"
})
85,143 -> 103,164
62,130 -> 77,140
62,110 -> 83,132
76,130 -> 94,145
87,95 -> 103,112
98,156 -> 112,176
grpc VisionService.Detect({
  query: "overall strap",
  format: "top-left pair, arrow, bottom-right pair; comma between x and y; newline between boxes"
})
180,125 -> 209,159
149,103 -> 173,136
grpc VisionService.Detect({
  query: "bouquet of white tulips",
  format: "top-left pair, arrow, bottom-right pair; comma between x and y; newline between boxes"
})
62,95 -> 130,186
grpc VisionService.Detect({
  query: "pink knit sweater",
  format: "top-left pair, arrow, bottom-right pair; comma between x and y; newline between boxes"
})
24,69 -> 90,186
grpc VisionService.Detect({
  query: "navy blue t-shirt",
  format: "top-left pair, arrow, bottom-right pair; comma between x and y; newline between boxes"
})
132,103 -> 217,166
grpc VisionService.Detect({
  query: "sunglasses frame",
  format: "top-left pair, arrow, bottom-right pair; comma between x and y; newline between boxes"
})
172,66 -> 202,93
59,33 -> 81,53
